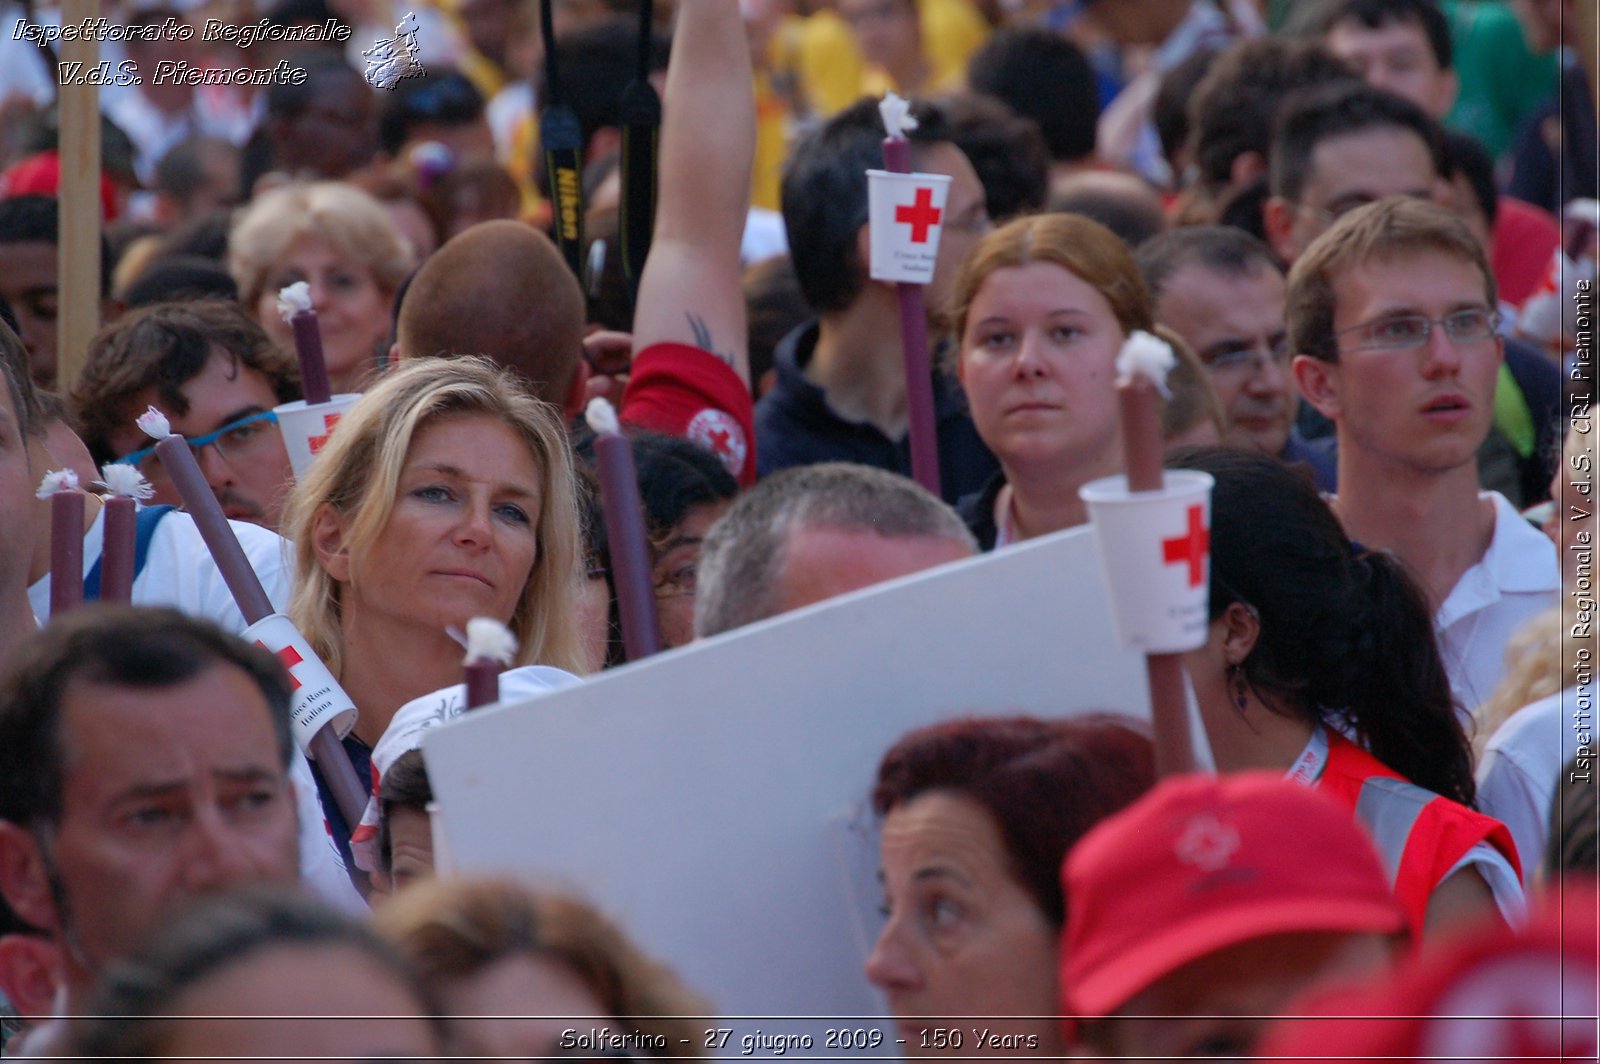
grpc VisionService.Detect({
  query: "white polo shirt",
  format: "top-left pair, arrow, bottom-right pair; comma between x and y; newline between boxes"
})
1435,493 -> 1560,716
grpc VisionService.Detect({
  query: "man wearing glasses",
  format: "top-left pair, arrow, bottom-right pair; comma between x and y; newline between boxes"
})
1139,226 -> 1337,490
1287,196 -> 1558,715
70,301 -> 300,531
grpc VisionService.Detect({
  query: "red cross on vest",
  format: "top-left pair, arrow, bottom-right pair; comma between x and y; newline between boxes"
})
895,187 -> 943,244
308,412 -> 343,455
1161,504 -> 1209,588
257,641 -> 304,691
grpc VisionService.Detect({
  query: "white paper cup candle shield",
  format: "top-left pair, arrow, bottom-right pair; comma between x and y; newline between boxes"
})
275,394 -> 360,479
867,170 -> 951,284
241,613 -> 359,756
1079,470 -> 1215,653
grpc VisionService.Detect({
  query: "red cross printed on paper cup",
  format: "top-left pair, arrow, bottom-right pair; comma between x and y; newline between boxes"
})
866,169 -> 952,284
275,394 -> 362,480
242,612 -> 359,757
1079,470 -> 1215,653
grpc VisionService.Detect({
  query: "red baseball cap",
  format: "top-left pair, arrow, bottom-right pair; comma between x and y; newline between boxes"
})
1259,883 -> 1599,1062
0,151 -> 120,222
1061,771 -> 1408,1018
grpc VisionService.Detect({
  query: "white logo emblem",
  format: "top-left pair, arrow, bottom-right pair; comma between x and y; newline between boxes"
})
362,12 -> 425,90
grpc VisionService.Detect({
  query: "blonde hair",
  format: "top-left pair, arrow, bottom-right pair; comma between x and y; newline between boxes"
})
228,181 -> 416,310
283,356 -> 587,677
949,212 -> 1154,346
373,876 -> 709,1055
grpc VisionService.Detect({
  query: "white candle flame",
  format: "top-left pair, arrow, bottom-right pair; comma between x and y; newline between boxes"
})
95,463 -> 155,501
1115,330 -> 1177,397
35,468 -> 80,499
878,92 -> 918,140
276,281 -> 313,322
136,406 -> 173,440
584,397 -> 621,436
464,617 -> 518,665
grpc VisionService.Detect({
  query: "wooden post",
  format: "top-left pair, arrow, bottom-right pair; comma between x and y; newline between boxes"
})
55,0 -> 101,392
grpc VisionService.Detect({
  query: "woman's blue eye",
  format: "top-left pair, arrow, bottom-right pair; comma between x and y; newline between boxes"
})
414,485 -> 453,502
496,504 -> 531,524
928,896 -> 962,929
978,331 -> 1013,349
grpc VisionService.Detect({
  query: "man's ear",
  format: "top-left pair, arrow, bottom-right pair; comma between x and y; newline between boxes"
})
0,932 -> 62,1020
309,503 -> 352,583
853,224 -> 895,297
1263,196 -> 1299,268
1433,69 -> 1460,122
0,823 -> 59,936
1292,354 -> 1343,420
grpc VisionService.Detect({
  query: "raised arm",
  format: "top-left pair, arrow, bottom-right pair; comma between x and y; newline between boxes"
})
630,0 -> 754,388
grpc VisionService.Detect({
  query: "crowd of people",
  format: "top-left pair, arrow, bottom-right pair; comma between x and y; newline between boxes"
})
0,0 -> 1595,1056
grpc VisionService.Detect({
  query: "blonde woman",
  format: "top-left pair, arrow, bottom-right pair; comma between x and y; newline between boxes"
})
229,181 -> 415,393
282,357 -> 585,854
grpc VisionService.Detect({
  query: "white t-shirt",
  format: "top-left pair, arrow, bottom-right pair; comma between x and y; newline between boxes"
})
1436,493 -> 1560,716
1477,683 -> 1596,881
28,507 -> 364,914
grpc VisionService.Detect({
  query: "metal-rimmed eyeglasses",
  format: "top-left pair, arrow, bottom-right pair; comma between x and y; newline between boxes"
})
1335,308 -> 1500,353
1201,335 -> 1292,376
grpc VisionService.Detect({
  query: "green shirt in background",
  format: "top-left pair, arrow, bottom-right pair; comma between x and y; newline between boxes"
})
1443,0 -> 1560,157
1267,0 -> 1558,158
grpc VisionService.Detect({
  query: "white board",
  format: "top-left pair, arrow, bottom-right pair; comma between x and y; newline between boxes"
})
423,525 -> 1189,1047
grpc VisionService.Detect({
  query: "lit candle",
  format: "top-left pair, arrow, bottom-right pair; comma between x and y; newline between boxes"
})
584,398 -> 663,661
1116,330 -> 1177,493
462,616 -> 517,709
878,92 -> 941,498
277,282 -> 332,405
94,463 -> 154,603
37,469 -> 83,618
1113,330 -> 1196,777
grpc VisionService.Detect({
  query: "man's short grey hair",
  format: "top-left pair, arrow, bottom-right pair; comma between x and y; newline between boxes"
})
694,463 -> 978,637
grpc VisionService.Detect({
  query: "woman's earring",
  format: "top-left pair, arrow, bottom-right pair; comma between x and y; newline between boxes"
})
1228,663 -> 1248,715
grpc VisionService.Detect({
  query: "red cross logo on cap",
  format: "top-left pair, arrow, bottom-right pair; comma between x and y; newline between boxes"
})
687,409 -> 747,478
256,641 -> 303,691
308,412 -> 343,455
1162,504 -> 1210,588
895,187 -> 943,244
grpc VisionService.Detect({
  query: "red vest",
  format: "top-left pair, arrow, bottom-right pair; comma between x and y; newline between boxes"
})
1318,733 -> 1522,929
